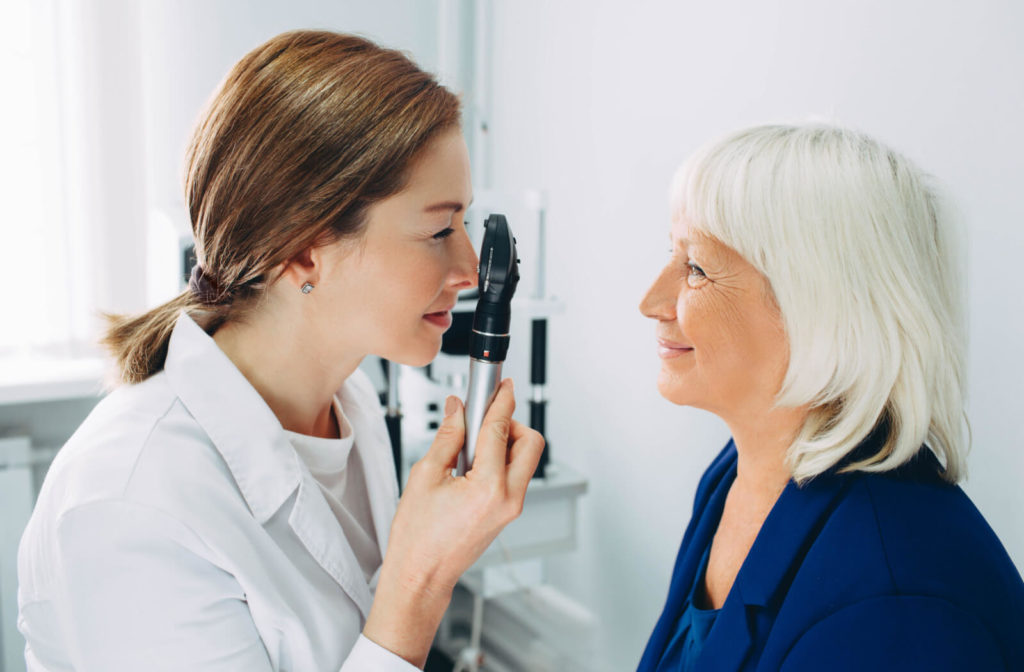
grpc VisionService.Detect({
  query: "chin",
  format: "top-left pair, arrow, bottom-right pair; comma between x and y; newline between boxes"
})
657,372 -> 698,407
382,337 -> 442,368
404,349 -> 439,368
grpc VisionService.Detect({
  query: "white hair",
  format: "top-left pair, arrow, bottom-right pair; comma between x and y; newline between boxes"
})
671,124 -> 967,483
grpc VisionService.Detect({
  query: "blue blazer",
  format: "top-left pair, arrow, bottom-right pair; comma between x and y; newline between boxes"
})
637,441 -> 1024,671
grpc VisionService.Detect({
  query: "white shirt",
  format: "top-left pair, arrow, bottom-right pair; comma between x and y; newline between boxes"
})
17,312 -> 418,671
285,400 -> 381,584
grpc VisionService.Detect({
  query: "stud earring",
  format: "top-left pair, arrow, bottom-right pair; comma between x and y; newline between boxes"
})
301,282 -> 315,294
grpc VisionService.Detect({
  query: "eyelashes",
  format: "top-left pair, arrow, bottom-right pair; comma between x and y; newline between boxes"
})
686,262 -> 709,288
432,220 -> 470,241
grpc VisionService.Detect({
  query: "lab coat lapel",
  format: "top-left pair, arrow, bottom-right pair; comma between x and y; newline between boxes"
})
163,313 -> 376,618
694,470 -> 853,671
288,473 -> 374,619
163,312 -> 300,523
338,373 -> 398,562
283,370 -> 399,619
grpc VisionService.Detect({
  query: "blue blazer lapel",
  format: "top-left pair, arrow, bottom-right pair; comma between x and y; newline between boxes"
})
693,470 -> 854,671
637,444 -> 737,672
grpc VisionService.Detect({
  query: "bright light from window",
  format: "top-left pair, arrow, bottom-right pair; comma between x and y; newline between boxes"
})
0,0 -> 69,352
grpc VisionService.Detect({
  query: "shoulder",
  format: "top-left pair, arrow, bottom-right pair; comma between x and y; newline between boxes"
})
859,469 -> 1024,645
854,468 -> 1023,603
31,371 -> 241,525
803,453 -> 1023,599
778,594 -> 1007,671
19,375 -> 248,601
41,373 -> 179,505
779,463 -> 1024,669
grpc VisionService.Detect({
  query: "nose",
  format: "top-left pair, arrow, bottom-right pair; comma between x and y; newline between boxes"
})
639,263 -> 678,321
449,225 -> 479,290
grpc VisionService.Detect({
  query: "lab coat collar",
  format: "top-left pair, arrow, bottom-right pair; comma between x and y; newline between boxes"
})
163,311 -> 302,524
164,312 -> 396,620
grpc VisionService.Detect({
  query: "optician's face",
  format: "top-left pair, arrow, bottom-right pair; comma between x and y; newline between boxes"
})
638,216 -> 790,421
314,128 -> 477,366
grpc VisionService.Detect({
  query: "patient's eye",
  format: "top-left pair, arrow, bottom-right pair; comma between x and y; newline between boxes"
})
686,262 -> 707,287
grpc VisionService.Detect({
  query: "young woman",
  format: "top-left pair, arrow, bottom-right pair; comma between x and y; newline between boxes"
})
18,30 -> 543,671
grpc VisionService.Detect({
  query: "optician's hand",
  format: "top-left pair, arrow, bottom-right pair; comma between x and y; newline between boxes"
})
363,379 -> 544,668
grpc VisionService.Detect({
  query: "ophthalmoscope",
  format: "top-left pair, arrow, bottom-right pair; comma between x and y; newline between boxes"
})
455,214 -> 520,476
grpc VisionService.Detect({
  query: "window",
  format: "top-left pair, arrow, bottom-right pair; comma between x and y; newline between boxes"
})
0,0 -> 70,352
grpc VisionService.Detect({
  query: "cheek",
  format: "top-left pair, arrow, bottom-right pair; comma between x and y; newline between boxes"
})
675,289 -> 731,349
368,247 -> 445,312
677,289 -> 758,371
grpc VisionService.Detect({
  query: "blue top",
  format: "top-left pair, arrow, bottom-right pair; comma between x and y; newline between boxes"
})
637,439 -> 1024,671
655,544 -> 719,671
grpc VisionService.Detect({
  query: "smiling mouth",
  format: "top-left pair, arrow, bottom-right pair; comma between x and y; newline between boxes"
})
657,338 -> 694,358
423,310 -> 453,328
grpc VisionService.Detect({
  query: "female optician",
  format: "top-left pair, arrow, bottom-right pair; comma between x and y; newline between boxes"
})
636,125 -> 1024,671
18,31 -> 543,671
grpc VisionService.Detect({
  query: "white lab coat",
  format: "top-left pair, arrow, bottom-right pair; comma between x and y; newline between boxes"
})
17,312 -> 418,671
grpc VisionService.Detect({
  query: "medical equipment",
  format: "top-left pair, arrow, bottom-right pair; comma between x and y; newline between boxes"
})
382,191 -> 557,483
456,214 -> 520,476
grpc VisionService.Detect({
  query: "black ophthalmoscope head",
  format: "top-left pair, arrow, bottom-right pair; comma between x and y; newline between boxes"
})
471,214 -> 520,362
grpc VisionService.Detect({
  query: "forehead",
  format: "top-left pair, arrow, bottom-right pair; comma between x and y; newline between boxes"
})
670,216 -> 722,252
402,128 -> 472,201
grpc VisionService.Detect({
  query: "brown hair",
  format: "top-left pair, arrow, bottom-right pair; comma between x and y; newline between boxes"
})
102,31 -> 461,384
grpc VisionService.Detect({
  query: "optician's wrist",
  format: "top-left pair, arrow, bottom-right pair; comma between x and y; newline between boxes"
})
363,566 -> 454,668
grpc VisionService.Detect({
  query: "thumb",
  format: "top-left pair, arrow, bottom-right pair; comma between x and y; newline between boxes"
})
423,395 -> 465,469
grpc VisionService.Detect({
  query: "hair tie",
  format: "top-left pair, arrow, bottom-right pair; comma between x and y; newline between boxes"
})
188,264 -> 224,305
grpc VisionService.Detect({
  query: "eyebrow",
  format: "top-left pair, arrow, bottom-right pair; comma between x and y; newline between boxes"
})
669,235 -> 699,248
424,198 -> 473,214
670,234 -> 727,264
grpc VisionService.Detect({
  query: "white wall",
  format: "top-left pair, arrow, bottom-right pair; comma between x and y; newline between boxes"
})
137,0 -> 444,223
486,1 -> 1024,669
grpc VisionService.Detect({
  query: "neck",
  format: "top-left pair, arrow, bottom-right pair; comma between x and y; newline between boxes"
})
724,402 -> 808,504
212,303 -> 361,439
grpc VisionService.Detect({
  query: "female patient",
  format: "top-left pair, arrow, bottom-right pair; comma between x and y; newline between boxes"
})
637,124 -> 1024,671
18,31 -> 542,671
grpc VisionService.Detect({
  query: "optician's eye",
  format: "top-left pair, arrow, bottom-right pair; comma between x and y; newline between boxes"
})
432,227 -> 456,240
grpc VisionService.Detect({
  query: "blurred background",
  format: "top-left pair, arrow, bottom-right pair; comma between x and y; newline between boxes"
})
1,1 -> 1021,671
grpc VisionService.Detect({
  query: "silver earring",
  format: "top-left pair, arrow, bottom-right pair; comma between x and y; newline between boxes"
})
301,282 -> 314,294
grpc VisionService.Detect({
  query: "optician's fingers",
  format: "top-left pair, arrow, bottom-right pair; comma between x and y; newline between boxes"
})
421,395 -> 466,474
504,419 -> 544,500
468,379 -> 516,480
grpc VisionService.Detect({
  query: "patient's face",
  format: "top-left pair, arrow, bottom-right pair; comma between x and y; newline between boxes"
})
638,216 -> 790,422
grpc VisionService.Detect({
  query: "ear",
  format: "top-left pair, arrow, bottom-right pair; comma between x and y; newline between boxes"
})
278,245 -> 319,292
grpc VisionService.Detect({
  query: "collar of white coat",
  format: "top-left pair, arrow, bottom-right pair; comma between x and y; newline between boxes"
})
163,310 -> 305,524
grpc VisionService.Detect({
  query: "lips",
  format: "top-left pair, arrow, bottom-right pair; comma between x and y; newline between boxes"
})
657,337 -> 694,359
423,307 -> 454,329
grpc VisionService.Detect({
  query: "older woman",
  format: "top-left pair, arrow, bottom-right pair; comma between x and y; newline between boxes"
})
637,125 -> 1024,671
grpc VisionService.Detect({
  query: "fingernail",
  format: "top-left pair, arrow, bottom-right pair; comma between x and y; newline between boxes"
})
444,395 -> 458,417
